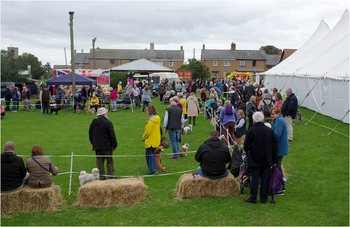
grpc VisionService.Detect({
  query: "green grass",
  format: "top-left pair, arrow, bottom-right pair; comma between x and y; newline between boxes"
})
1,98 -> 349,226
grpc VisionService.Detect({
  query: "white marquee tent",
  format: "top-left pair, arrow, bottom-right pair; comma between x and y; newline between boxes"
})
259,9 -> 349,124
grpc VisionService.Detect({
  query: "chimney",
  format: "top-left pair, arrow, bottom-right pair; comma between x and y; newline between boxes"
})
203,44 -> 205,50
278,49 -> 282,55
180,46 -> 183,51
74,49 -> 76,53
231,42 -> 236,51
260,46 -> 264,50
150,42 -> 154,51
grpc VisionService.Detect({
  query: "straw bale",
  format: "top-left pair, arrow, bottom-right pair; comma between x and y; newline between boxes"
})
1,184 -> 64,214
74,177 -> 147,207
175,174 -> 240,199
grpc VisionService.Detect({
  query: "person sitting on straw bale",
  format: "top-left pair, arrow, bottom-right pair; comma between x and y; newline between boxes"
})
26,145 -> 59,189
195,130 -> 231,180
1,141 -> 29,193
90,94 -> 100,112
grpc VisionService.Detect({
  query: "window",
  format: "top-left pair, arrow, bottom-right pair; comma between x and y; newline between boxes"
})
224,60 -> 230,66
223,71 -> 230,77
213,60 -> 218,66
169,61 -> 173,67
212,71 -> 218,77
240,60 -> 246,67
110,60 -> 115,64
10,50 -> 14,54
156,61 -> 163,66
253,60 -> 256,67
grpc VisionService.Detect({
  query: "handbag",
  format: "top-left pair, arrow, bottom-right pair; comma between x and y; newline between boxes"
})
31,157 -> 50,172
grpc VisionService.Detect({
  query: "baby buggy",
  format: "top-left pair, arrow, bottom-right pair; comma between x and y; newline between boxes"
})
239,152 -> 251,194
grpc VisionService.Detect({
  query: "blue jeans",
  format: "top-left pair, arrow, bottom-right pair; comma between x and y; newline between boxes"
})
134,97 -> 140,107
249,166 -> 270,202
168,129 -> 180,158
197,166 -> 229,180
143,101 -> 149,110
12,100 -> 18,111
67,98 -> 71,108
112,100 -> 116,110
145,147 -> 157,173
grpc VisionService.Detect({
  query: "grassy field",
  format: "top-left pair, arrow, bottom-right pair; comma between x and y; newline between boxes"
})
1,97 -> 349,226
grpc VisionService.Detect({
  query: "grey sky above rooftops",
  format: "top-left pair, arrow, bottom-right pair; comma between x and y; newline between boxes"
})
1,0 -> 348,67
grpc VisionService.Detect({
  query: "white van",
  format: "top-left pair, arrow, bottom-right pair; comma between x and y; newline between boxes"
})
149,72 -> 180,85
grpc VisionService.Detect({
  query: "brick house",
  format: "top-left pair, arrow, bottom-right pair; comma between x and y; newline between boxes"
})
201,43 -> 267,78
74,42 -> 184,70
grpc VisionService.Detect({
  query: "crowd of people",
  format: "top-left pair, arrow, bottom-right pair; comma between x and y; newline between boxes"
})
2,76 -> 298,205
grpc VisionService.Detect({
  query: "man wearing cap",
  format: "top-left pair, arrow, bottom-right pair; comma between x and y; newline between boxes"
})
89,108 -> 118,180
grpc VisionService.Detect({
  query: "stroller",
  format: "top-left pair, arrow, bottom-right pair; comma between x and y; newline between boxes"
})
239,151 -> 251,194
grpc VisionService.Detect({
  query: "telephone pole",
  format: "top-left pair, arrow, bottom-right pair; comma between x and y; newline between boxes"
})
69,11 -> 76,93
92,38 -> 97,69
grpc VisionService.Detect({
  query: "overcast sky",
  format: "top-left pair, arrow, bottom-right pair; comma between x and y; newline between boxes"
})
1,0 -> 348,68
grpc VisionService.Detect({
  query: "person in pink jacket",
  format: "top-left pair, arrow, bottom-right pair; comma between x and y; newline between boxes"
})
110,87 -> 117,112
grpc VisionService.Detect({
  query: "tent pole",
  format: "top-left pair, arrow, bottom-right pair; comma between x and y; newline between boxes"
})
319,109 -> 350,135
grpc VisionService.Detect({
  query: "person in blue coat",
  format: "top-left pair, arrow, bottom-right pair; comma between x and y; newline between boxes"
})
270,107 -> 288,194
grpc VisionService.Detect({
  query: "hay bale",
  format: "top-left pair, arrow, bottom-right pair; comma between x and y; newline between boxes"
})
1,184 -> 64,214
74,177 -> 147,207
175,174 -> 240,199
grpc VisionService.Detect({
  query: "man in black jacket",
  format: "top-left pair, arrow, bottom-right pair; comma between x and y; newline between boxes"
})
281,88 -> 298,141
1,141 -> 29,192
244,112 -> 278,203
89,107 -> 118,180
164,102 -> 184,159
195,130 -> 231,179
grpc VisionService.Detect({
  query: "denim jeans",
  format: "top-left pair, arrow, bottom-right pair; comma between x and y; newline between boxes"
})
249,166 -> 270,202
134,97 -> 140,107
112,100 -> 116,110
143,101 -> 149,110
197,166 -> 229,180
67,98 -> 71,108
145,147 -> 157,173
12,101 -> 17,111
168,129 -> 180,158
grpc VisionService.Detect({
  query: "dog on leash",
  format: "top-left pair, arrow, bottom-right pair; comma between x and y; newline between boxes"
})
79,168 -> 100,186
160,136 -> 169,148
155,146 -> 167,172
183,125 -> 192,134
50,103 -> 61,115
83,106 -> 95,115
295,109 -> 302,125
180,143 -> 189,157
75,106 -> 81,114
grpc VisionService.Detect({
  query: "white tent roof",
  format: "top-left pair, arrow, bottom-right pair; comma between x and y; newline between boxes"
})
261,9 -> 349,81
109,58 -> 174,72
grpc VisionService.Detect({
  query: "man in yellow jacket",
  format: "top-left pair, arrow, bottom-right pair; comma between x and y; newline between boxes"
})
142,106 -> 161,174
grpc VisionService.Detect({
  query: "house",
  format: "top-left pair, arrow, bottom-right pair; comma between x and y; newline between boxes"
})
73,42 -> 184,70
279,49 -> 297,62
201,43 -> 267,78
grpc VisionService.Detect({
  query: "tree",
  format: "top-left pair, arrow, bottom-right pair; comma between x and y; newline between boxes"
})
17,53 -> 46,79
110,71 -> 127,89
1,50 -> 28,82
262,45 -> 280,55
177,58 -> 211,80
42,62 -> 53,79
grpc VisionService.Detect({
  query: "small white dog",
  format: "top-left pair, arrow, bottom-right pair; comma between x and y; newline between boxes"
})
180,143 -> 189,157
183,125 -> 192,134
79,168 -> 100,186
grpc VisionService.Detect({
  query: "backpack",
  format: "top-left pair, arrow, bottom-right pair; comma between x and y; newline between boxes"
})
268,167 -> 283,203
262,100 -> 273,116
225,105 -> 233,115
228,144 -> 243,177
